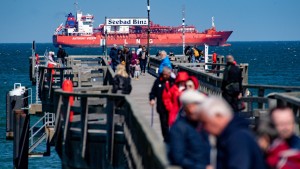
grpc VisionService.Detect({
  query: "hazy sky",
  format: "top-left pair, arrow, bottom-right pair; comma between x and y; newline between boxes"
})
1,0 -> 299,43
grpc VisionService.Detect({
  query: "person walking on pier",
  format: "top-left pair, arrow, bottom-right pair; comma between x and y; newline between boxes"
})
130,48 -> 138,78
122,47 -> 131,74
109,44 -> 119,72
57,45 -> 68,66
169,90 -> 210,169
139,46 -> 148,76
221,55 -> 243,113
149,67 -> 174,142
198,97 -> 267,169
158,50 -> 172,74
112,64 -> 132,94
163,71 -> 189,127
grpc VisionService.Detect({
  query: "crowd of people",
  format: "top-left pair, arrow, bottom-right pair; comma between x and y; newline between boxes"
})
110,44 -> 149,94
148,53 -> 300,169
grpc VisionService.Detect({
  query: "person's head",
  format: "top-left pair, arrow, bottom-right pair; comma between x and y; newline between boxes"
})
270,106 -> 295,140
186,76 -> 199,90
124,47 -> 129,53
113,44 -> 117,48
198,96 -> 233,136
180,90 -> 207,121
131,48 -> 136,54
161,67 -> 172,80
138,45 -> 142,48
175,71 -> 189,89
136,59 -> 140,64
116,64 -> 129,78
59,45 -> 62,49
160,50 -> 167,59
226,55 -> 235,64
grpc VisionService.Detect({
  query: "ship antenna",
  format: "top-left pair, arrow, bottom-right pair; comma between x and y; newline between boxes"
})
74,1 -> 79,12
212,16 -> 215,28
182,5 -> 185,55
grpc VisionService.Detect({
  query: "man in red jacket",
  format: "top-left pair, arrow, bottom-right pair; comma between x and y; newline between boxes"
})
163,71 -> 189,127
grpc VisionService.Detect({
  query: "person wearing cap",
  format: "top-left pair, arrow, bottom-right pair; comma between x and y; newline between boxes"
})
168,90 -> 210,169
109,44 -> 119,72
198,97 -> 266,169
163,71 -> 189,126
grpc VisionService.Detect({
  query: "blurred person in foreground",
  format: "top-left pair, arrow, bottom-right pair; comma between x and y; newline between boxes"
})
198,96 -> 266,169
149,67 -> 175,142
168,90 -> 211,169
263,106 -> 300,168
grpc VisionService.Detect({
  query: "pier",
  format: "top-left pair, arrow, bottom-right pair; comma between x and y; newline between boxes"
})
8,52 -> 300,169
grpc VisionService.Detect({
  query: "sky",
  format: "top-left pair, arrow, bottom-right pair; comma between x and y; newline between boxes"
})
0,0 -> 300,43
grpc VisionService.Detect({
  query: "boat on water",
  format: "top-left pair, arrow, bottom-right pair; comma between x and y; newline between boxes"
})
53,10 -> 233,48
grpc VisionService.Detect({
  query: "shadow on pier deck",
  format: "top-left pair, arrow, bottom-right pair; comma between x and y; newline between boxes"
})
12,55 -> 300,169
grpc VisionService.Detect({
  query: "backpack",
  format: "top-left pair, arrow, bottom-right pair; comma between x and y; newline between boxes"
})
192,48 -> 200,57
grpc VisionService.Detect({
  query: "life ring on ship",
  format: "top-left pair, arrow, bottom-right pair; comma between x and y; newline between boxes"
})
62,79 -> 74,122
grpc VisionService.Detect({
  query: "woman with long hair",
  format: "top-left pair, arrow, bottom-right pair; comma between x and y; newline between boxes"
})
112,64 -> 132,94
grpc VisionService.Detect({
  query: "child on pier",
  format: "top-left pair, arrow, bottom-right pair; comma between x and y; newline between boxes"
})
134,60 -> 141,80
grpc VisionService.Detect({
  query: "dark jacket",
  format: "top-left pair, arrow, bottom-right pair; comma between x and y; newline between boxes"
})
109,47 -> 119,65
149,76 -> 174,114
57,48 -> 67,59
287,134 -> 300,150
112,75 -> 132,94
169,114 -> 210,169
217,116 -> 267,169
221,62 -> 242,94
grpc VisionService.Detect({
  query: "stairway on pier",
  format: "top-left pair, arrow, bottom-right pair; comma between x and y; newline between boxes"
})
129,73 -> 163,141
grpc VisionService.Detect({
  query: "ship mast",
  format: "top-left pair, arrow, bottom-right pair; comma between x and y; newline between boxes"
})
182,5 -> 185,55
212,16 -> 215,28
147,0 -> 150,56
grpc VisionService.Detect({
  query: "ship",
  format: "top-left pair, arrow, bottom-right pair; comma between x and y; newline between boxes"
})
53,10 -> 233,48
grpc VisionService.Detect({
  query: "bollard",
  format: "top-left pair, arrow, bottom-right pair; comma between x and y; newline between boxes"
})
62,79 -> 74,122
6,83 -> 26,139
13,109 -> 29,169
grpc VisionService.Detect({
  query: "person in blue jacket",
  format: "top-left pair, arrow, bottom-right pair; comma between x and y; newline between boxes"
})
198,97 -> 267,169
168,90 -> 211,169
158,50 -> 172,74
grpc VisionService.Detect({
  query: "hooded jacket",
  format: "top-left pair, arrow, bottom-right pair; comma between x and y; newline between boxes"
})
217,116 -> 267,169
169,114 -> 210,169
163,72 -> 189,126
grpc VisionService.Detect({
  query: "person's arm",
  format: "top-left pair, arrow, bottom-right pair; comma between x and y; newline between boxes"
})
149,80 -> 157,104
112,76 -> 119,93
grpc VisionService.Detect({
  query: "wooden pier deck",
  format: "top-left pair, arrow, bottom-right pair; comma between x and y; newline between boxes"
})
130,73 -> 163,141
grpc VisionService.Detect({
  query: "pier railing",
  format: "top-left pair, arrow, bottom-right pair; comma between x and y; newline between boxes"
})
52,89 -> 177,169
148,56 -> 300,119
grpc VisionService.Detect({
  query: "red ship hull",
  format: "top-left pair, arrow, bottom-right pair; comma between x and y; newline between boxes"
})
53,31 -> 233,48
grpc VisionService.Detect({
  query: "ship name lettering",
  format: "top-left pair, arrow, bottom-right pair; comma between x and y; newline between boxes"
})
136,39 -> 141,44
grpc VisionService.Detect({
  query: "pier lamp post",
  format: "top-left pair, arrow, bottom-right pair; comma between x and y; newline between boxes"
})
147,0 -> 150,56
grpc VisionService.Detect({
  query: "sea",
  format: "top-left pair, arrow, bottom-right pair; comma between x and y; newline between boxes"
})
0,41 -> 300,168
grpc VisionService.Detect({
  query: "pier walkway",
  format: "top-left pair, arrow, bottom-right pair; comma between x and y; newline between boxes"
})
130,73 -> 163,141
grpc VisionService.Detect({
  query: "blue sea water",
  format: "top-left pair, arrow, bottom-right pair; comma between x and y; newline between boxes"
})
0,41 -> 300,168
